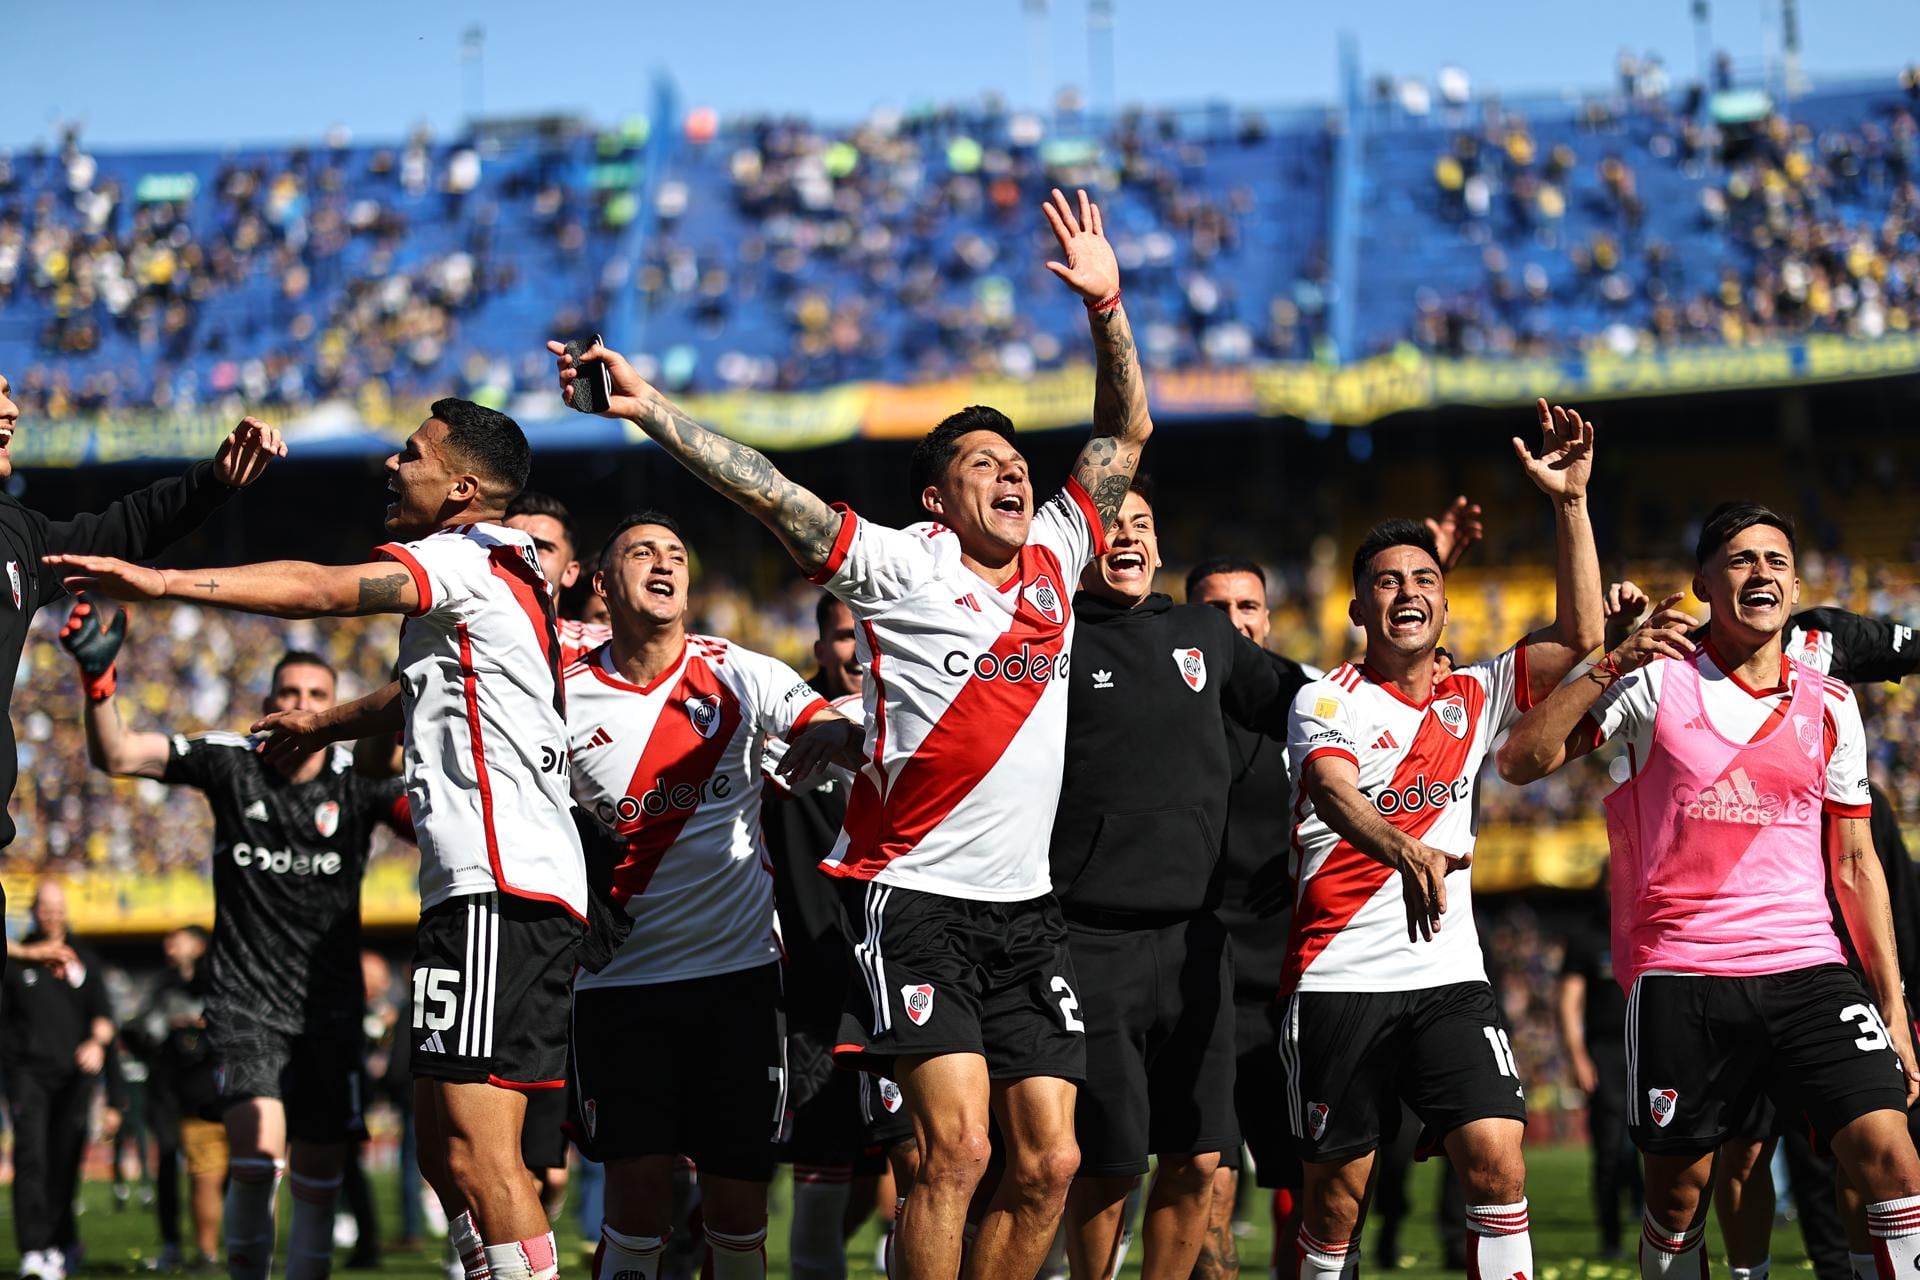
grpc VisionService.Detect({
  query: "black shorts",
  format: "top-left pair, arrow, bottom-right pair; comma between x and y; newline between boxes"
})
1279,981 -> 1526,1164
1067,915 -> 1239,1176
571,964 -> 785,1181
835,881 -> 1085,1083
407,892 -> 578,1091
1627,965 -> 1910,1155
521,1087 -> 570,1171
208,1012 -> 366,1143
1221,995 -> 1304,1189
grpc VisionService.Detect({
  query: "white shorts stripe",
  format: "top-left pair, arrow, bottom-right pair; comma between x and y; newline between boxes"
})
854,882 -> 892,1036
459,900 -> 481,1057
481,901 -> 500,1059
1625,974 -> 1641,1124
1280,992 -> 1303,1138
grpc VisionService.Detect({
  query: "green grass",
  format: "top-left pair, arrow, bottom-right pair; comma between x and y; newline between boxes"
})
0,1146 -> 1818,1278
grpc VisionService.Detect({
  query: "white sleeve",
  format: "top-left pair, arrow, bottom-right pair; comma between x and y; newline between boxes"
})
739,650 -> 831,741
1590,663 -> 1661,752
377,533 -> 477,621
808,507 -> 939,616
1459,642 -> 1534,737
1027,479 -> 1108,579
1825,690 -> 1872,812
1287,682 -> 1361,777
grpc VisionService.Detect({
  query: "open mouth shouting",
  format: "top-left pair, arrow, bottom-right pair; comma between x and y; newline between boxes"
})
1388,602 -> 1429,637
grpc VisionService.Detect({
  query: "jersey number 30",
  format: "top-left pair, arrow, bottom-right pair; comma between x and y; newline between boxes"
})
412,967 -> 461,1032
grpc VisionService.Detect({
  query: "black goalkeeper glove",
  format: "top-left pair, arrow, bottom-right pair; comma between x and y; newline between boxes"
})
58,593 -> 127,702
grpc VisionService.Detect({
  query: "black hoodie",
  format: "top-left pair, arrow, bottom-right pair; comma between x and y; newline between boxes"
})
1049,591 -> 1305,919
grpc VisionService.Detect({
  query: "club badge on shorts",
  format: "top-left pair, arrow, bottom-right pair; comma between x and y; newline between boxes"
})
6,561 -> 19,609
900,983 -> 935,1027
878,1077 -> 903,1114
583,1098 -> 598,1139
1648,1088 -> 1678,1128
1434,694 -> 1469,740
314,801 -> 340,838
1172,647 -> 1207,692
685,693 -> 723,739
1306,1101 -> 1330,1141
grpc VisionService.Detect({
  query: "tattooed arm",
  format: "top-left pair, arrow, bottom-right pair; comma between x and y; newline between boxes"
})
549,339 -> 843,574
41,556 -> 422,619
1042,187 -> 1154,530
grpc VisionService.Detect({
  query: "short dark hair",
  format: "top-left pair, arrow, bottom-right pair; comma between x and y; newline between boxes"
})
1695,501 -> 1796,567
1186,556 -> 1268,601
505,490 -> 580,560
909,405 -> 1018,494
432,397 -> 531,500
598,510 -> 689,569
815,591 -> 850,638
1351,518 -> 1441,593
271,650 -> 336,686
1128,471 -> 1154,506
169,923 -> 210,947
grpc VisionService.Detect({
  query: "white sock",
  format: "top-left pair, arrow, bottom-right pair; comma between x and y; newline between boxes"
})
1298,1227 -> 1359,1280
1728,1261 -> 1770,1280
1640,1216 -> 1706,1280
287,1172 -> 344,1280
1851,1252 -> 1879,1280
789,1168 -> 851,1279
450,1210 -> 492,1280
482,1232 -> 558,1280
703,1226 -> 766,1280
1867,1196 -> 1920,1278
1466,1200 -> 1533,1280
882,1197 -> 904,1279
1108,1180 -> 1142,1278
224,1157 -> 285,1280
595,1226 -> 665,1280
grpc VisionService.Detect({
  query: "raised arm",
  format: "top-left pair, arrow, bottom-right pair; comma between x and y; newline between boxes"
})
1041,188 -> 1154,530
1510,400 -> 1604,700
56,596 -> 169,777
42,557 -> 420,620
1829,813 -> 1920,1103
548,340 -> 843,574
255,681 -> 405,771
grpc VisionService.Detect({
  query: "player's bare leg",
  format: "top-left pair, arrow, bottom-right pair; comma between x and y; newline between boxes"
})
598,1156 -> 675,1278
968,1075 -> 1079,1279
1829,1109 -> 1920,1275
1299,1154 -> 1372,1279
894,1054 -> 993,1279
1713,1136 -> 1775,1276
426,1080 -> 556,1280
1065,1175 -> 1133,1277
223,1099 -> 288,1280
1443,1118 -> 1533,1280
1140,1153 -> 1222,1278
1641,1151 -> 1717,1278
696,1174 -> 770,1277
1193,1165 -> 1240,1279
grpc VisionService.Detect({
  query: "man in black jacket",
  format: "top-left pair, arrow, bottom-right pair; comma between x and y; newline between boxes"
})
1050,478 -> 1304,1280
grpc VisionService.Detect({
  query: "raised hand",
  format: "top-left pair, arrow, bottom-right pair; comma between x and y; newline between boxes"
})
1427,495 -> 1485,571
1605,591 -> 1701,675
1603,579 -> 1653,652
213,417 -> 287,488
547,339 -> 659,424
59,594 -> 126,678
43,554 -> 165,602
1042,187 -> 1120,304
1513,399 -> 1594,500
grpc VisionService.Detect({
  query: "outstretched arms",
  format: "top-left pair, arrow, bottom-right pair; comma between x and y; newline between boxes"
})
548,341 -> 843,574
1043,188 -> 1154,531
42,557 -> 421,620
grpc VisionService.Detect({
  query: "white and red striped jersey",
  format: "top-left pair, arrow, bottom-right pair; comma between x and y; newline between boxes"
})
558,617 -> 612,667
1282,646 -> 1532,994
377,523 -> 586,920
811,482 -> 1106,900
565,635 -> 830,988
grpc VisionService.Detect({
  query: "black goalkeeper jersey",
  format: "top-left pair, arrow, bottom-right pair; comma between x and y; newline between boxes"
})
164,734 -> 407,1035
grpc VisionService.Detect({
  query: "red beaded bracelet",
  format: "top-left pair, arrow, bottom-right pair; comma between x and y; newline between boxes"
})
1088,289 -> 1122,314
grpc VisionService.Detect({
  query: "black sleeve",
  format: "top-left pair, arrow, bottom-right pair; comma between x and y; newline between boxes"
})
1796,607 -> 1920,685
1218,622 -> 1302,739
32,460 -> 234,605
160,733 -> 243,791
81,950 -> 113,1025
357,774 -> 410,834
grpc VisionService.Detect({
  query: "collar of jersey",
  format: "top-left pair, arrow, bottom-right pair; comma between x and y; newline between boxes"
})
590,637 -> 689,695
1699,637 -> 1791,700
1357,661 -> 1455,710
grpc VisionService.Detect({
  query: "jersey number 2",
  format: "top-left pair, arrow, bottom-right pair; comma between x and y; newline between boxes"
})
1051,977 -> 1085,1033
412,967 -> 460,1032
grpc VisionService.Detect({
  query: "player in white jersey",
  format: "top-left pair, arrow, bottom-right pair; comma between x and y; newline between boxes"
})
52,400 -> 582,1280
551,186 -> 1151,1280
1279,400 -> 1603,1280
564,512 -> 859,1280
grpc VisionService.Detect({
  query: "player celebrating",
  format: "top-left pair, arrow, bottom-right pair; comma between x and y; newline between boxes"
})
59,600 -> 409,1280
550,186 -> 1150,1280
1281,401 -> 1603,1280
563,512 -> 858,1280
505,489 -> 610,664
48,399 -> 586,1280
1499,505 -> 1920,1280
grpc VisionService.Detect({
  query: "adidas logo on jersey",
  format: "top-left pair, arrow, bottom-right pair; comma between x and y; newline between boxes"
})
1673,767 -> 1797,826
1091,669 -> 1114,689
954,594 -> 983,612
582,726 -> 614,750
245,800 -> 268,823
418,1031 -> 447,1054
1371,731 -> 1399,751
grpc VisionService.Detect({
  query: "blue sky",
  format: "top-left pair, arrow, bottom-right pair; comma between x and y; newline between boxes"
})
11,1 -> 1918,149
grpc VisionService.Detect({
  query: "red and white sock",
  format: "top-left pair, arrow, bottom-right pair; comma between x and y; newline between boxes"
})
1466,1200 -> 1533,1280
483,1232 -> 558,1280
449,1212 -> 492,1280
1867,1195 -> 1920,1278
1296,1226 -> 1359,1280
593,1226 -> 665,1280
702,1226 -> 767,1280
1640,1216 -> 1707,1280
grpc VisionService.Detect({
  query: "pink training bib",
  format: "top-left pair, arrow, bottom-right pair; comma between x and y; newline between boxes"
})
1602,655 -> 1844,990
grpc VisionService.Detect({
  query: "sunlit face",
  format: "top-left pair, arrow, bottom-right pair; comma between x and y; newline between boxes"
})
1695,524 -> 1799,646
505,513 -> 580,591
32,881 -> 66,939
383,418 -> 469,538
266,662 -> 337,717
0,374 -> 18,480
595,523 -> 690,629
922,430 -> 1032,560
1080,490 -> 1159,605
1191,570 -> 1270,647
813,598 -> 863,699
1350,544 -> 1448,658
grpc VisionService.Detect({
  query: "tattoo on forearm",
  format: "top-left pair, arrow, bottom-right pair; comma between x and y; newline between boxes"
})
1074,303 -> 1151,530
356,573 -> 410,610
645,398 -> 840,566
194,578 -> 219,594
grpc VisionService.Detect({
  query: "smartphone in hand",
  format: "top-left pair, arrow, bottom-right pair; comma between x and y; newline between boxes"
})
563,334 -> 613,414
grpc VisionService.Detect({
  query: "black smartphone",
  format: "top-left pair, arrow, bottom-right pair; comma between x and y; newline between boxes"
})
563,334 -> 613,414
